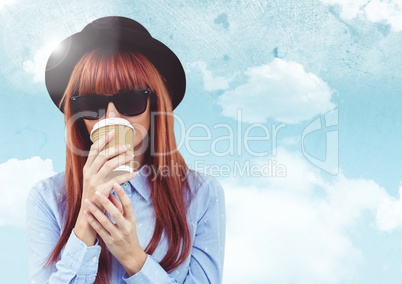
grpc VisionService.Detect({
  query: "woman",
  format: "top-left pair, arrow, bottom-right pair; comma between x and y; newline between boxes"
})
26,16 -> 225,284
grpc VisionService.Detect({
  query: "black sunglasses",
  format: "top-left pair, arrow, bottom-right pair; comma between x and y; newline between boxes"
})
70,88 -> 154,120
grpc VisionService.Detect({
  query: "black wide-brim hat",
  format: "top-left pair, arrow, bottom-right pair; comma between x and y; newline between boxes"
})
45,16 -> 186,112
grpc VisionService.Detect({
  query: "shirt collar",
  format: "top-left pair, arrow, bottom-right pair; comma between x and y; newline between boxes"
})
128,165 -> 151,201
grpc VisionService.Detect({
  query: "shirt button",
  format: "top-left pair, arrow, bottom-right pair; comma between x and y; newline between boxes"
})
92,256 -> 98,263
121,182 -> 128,188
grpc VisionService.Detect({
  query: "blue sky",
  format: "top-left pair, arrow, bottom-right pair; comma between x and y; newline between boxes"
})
1,0 -> 402,283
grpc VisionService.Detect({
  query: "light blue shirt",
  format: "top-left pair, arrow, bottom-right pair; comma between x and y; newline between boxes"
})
26,166 -> 226,283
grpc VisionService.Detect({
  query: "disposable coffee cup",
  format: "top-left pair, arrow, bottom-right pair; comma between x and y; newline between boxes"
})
90,118 -> 135,181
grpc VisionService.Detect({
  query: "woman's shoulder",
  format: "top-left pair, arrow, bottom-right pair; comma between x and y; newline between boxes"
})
27,172 -> 65,205
185,169 -> 225,203
26,172 -> 67,229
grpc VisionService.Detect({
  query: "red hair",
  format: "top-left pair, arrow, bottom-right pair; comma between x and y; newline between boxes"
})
47,49 -> 192,283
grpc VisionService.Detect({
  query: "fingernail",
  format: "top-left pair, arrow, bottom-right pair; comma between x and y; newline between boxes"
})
95,191 -> 104,200
84,199 -> 92,207
125,144 -> 131,149
84,210 -> 91,218
114,183 -> 122,191
108,130 -> 115,136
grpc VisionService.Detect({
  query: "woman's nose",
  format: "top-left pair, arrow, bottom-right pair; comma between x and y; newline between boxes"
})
106,102 -> 121,118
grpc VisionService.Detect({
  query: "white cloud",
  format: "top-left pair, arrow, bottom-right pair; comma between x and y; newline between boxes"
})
224,184 -> 361,283
222,149 -> 391,283
190,61 -> 231,92
0,157 -> 56,228
217,59 -> 335,124
376,185 -> 402,231
321,0 -> 369,20
322,0 -> 402,32
0,0 -> 15,10
365,1 -> 402,32
23,41 -> 59,83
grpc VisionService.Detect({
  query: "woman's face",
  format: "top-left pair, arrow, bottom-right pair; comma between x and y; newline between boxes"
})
84,98 -> 151,152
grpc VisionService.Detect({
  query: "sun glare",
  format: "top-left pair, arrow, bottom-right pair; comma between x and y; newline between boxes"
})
0,0 -> 15,10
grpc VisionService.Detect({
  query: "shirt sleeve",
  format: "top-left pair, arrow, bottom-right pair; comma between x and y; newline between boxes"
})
122,176 -> 226,284
26,183 -> 101,284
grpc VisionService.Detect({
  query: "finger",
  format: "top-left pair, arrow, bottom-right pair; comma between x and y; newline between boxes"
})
113,183 -> 135,222
87,130 -> 115,166
109,192 -> 123,214
95,191 -> 127,228
84,210 -> 111,242
85,199 -> 118,235
100,171 -> 137,199
113,171 -> 137,185
97,152 -> 134,179
91,145 -> 133,175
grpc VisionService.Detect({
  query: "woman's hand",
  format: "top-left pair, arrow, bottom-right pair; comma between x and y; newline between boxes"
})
75,130 -> 135,247
82,130 -> 135,209
84,183 -> 147,276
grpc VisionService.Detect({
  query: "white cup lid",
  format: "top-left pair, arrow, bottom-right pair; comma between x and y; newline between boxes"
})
105,165 -> 134,182
90,118 -> 134,139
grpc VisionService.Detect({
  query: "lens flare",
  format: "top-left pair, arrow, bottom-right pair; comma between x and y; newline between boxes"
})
0,0 -> 15,10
